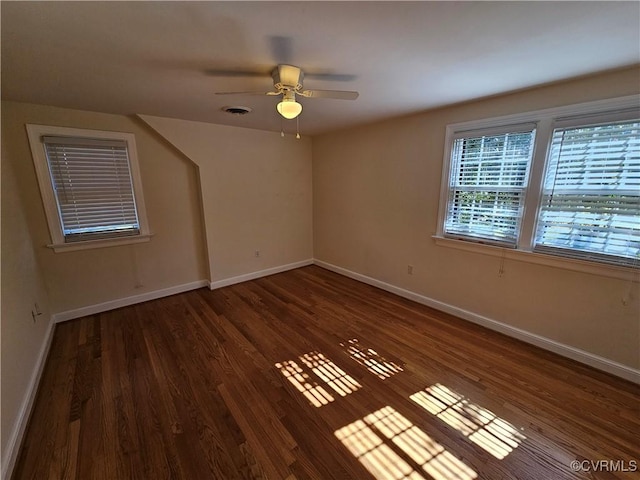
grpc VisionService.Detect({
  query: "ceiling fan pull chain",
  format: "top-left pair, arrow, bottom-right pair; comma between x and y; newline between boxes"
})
281,115 -> 284,137
296,116 -> 301,139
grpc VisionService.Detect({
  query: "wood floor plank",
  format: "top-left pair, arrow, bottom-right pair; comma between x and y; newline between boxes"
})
12,265 -> 640,480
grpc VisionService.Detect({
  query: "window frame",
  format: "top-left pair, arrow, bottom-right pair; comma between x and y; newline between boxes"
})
436,95 -> 640,279
443,123 -> 537,248
26,124 -> 151,253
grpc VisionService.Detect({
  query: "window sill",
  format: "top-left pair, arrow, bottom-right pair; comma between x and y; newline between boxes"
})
432,236 -> 638,281
47,234 -> 152,253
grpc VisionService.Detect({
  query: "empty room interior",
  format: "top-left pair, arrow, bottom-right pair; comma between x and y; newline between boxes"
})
2,2 -> 640,479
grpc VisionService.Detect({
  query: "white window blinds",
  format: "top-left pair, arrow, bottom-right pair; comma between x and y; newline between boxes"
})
444,129 -> 535,246
534,121 -> 640,266
43,136 -> 141,242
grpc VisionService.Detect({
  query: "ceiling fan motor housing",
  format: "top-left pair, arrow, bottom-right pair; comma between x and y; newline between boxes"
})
272,64 -> 304,92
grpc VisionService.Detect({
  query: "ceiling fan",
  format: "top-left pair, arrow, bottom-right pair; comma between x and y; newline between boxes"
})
215,64 -> 359,120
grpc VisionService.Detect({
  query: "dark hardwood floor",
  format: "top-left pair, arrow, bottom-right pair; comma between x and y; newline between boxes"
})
12,266 -> 640,479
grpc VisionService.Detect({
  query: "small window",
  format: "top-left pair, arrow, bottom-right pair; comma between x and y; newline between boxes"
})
27,125 -> 150,252
534,120 -> 640,266
444,127 -> 536,246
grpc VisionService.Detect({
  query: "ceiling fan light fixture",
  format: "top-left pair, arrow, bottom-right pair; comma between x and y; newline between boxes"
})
276,98 -> 303,119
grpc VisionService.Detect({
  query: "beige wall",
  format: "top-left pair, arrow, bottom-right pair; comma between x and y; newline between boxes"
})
313,67 -> 640,370
139,115 -> 313,282
2,102 -> 209,314
1,133 -> 53,466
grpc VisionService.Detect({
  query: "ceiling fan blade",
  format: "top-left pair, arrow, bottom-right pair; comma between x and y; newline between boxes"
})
300,89 -> 359,100
215,91 -> 280,96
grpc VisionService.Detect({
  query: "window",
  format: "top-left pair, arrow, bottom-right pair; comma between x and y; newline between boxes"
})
437,96 -> 640,271
27,125 -> 150,252
534,120 -> 640,266
445,126 -> 535,246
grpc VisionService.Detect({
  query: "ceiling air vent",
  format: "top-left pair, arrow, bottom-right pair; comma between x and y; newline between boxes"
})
222,106 -> 252,115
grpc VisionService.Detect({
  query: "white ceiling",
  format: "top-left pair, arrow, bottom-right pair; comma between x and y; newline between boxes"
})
2,1 -> 639,136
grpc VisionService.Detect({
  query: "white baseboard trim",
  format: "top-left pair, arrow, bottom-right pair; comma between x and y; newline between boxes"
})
52,280 -> 210,323
2,317 -> 56,480
209,259 -> 314,290
314,260 -> 640,385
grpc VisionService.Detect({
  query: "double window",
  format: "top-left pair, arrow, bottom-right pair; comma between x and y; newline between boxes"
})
27,125 -> 150,252
439,96 -> 639,269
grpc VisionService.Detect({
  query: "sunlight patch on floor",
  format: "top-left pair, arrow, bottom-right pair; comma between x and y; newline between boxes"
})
410,384 -> 525,459
336,419 -> 422,480
336,406 -> 477,480
299,351 -> 362,396
276,350 -> 362,407
275,360 -> 335,407
340,338 -> 404,379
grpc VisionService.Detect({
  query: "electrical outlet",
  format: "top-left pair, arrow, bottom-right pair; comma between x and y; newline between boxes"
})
407,265 -> 414,275
255,250 -> 260,257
